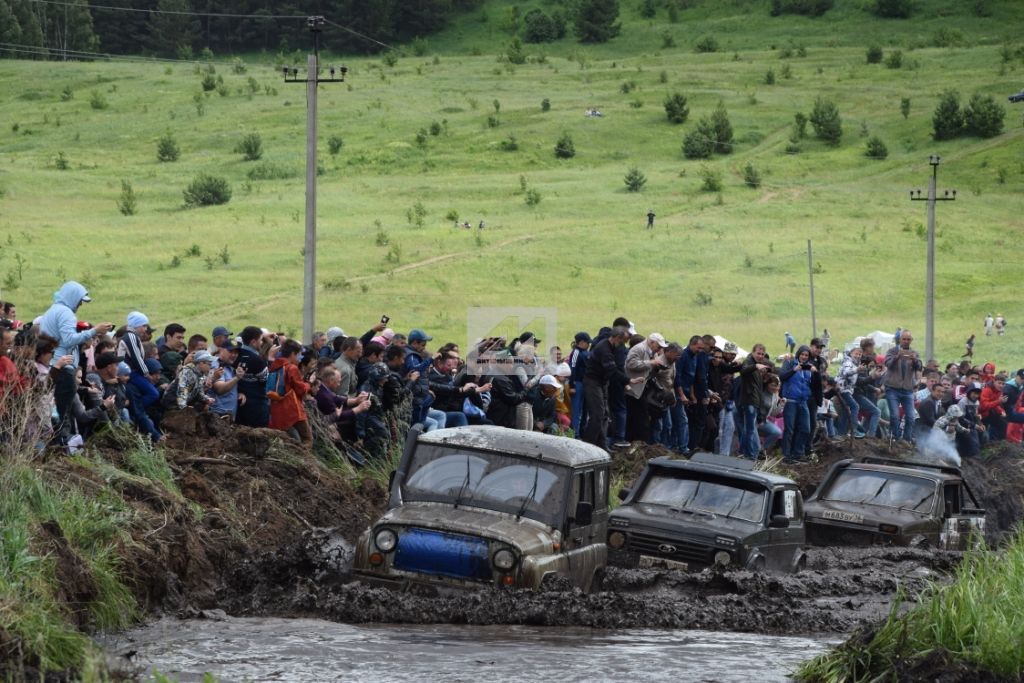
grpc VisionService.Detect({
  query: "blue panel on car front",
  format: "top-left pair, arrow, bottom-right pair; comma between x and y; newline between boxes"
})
393,528 -> 491,581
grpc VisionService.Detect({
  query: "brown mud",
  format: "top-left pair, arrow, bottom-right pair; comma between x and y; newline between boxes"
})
10,416 -> 1024,680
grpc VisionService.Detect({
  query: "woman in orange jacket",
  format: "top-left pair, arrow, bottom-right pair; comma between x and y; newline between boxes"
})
268,339 -> 313,448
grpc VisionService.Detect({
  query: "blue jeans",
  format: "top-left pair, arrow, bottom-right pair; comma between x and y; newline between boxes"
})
759,420 -> 782,451
885,387 -> 916,442
444,411 -> 468,428
717,406 -> 736,455
669,401 -> 689,452
570,380 -> 586,436
837,392 -> 861,436
855,393 -> 881,437
424,408 -> 447,432
739,404 -> 760,458
782,399 -> 811,459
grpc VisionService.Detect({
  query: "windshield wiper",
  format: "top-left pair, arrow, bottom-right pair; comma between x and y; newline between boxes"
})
680,481 -> 703,509
722,493 -> 750,520
515,464 -> 541,520
900,491 -> 935,512
453,456 -> 472,509
858,478 -> 889,504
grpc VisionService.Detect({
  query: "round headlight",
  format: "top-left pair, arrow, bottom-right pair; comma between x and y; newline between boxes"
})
607,531 -> 626,549
713,550 -> 731,566
492,548 -> 516,572
375,528 -> 397,553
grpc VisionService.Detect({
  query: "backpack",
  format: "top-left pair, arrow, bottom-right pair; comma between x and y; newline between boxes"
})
265,366 -> 286,402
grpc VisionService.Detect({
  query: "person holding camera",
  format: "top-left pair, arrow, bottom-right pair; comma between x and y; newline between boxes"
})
884,329 -> 923,443
779,345 -> 815,463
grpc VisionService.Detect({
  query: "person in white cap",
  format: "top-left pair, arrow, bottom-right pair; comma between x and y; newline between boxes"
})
624,333 -> 669,442
163,350 -> 216,411
119,311 -> 160,411
532,374 -> 563,432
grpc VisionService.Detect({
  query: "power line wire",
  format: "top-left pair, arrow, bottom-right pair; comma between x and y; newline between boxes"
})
26,0 -> 308,20
321,17 -> 392,50
0,41 -> 242,65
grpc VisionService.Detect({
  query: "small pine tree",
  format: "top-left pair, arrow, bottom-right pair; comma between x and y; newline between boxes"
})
900,97 -> 911,120
866,46 -> 883,64
541,98 -> 551,112
554,132 -> 576,158
699,165 -> 722,192
157,131 -> 180,162
932,90 -> 964,140
865,136 -> 888,159
708,102 -> 734,154
663,92 -> 689,124
793,112 -> 808,139
809,96 -> 842,145
117,179 -> 138,215
639,0 -> 657,18
623,167 -> 647,192
183,174 -> 232,207
327,135 -> 344,155
682,129 -> 713,159
964,93 -> 1005,138
764,68 -> 776,84
743,163 -> 761,188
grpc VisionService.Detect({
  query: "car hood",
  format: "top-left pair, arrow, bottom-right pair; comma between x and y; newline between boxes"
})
379,502 -> 556,555
805,499 -> 930,526
611,503 -> 761,539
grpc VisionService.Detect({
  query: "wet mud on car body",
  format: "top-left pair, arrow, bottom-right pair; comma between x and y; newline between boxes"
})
608,453 -> 806,573
804,457 -> 986,550
354,426 -> 611,593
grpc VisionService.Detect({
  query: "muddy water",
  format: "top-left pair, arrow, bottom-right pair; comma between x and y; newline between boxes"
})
104,617 -> 835,682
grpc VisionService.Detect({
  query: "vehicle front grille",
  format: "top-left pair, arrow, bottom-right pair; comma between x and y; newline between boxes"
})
627,530 -> 714,565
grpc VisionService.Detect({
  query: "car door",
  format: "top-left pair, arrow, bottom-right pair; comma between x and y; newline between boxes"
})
768,487 -> 803,570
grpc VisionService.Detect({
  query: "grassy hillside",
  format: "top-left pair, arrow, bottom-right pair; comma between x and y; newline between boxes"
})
0,0 -> 1021,365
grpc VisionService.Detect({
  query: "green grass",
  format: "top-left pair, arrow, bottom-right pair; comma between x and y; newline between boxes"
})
0,0 -> 1021,366
796,527 -> 1024,681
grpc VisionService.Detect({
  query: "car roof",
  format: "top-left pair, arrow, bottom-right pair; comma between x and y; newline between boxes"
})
836,461 -> 961,483
418,426 -> 611,468
646,455 -> 798,487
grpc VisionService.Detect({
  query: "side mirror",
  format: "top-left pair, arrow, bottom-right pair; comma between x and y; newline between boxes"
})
574,501 -> 594,526
617,487 -> 631,502
769,514 -> 790,529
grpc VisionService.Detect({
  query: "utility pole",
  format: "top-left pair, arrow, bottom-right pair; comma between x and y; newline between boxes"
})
284,16 -> 347,344
807,239 -> 817,340
910,155 -> 956,362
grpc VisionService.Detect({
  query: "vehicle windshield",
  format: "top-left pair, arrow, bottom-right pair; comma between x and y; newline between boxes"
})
637,473 -> 767,523
402,445 -> 568,524
822,469 -> 937,511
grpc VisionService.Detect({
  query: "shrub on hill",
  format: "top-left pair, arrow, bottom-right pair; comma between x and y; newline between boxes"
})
183,174 -> 231,207
866,45 -> 883,63
156,131 -> 180,162
932,91 -> 965,140
884,49 -> 903,69
522,9 -> 564,43
664,92 -> 689,124
743,163 -> 762,188
234,132 -> 263,161
769,0 -> 833,17
573,0 -> 621,43
810,97 -> 842,146
871,0 -> 914,18
865,136 -> 888,159
554,132 -> 576,158
694,35 -> 719,53
623,167 -> 646,192
707,102 -> 734,154
965,94 -> 1005,138
682,129 -> 712,159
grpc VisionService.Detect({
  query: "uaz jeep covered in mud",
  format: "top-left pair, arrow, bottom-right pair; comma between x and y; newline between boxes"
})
354,426 -> 611,592
804,457 -> 985,549
608,453 -> 806,573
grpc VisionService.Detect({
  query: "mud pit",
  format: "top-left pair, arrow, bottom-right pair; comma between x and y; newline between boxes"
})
43,418 -> 1023,644
214,437 -> 1021,637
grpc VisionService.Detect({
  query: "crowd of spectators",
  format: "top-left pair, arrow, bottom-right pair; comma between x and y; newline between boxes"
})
0,282 -> 1020,466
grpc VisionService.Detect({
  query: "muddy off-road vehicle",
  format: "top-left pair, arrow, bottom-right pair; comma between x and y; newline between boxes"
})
804,457 -> 986,549
608,453 -> 807,573
354,425 -> 612,592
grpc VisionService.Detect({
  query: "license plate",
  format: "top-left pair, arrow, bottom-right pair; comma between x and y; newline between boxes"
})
639,556 -> 689,571
822,510 -> 864,524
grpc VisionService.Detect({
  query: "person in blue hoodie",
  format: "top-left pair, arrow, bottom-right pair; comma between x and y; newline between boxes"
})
38,281 -> 114,441
779,345 -> 814,463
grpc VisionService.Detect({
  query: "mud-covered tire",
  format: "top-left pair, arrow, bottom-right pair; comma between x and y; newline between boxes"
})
751,556 -> 767,572
589,567 -> 606,594
794,555 -> 807,573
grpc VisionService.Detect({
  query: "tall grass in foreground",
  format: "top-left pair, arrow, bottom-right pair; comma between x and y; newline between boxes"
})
796,528 -> 1024,681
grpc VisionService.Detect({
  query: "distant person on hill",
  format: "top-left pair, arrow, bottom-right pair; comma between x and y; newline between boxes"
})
962,334 -> 975,359
784,331 -> 795,355
995,314 -> 1006,336
984,313 -> 994,336
821,328 -> 831,349
646,209 -> 655,229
